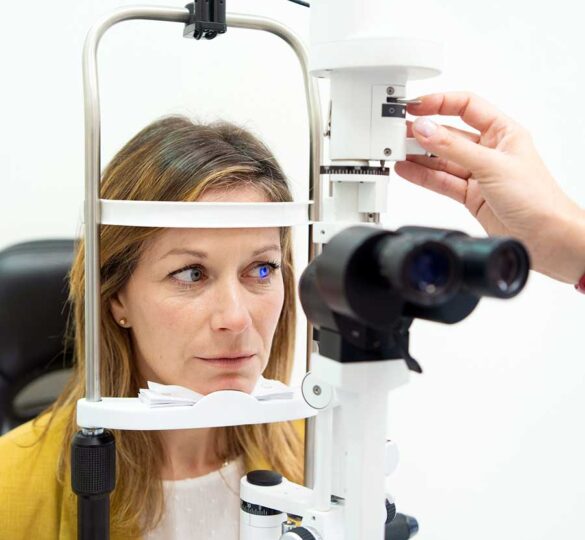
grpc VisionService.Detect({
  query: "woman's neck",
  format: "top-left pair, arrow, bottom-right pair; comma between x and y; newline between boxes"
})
158,427 -> 223,481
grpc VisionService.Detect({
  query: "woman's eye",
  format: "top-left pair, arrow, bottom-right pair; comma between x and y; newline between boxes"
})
250,262 -> 279,281
172,267 -> 204,283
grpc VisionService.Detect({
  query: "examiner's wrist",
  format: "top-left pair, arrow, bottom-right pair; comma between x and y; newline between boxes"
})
533,202 -> 585,284
567,207 -> 585,286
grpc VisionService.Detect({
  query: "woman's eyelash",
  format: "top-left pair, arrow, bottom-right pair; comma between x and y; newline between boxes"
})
169,264 -> 205,288
255,261 -> 282,275
262,261 -> 281,271
171,263 -> 202,276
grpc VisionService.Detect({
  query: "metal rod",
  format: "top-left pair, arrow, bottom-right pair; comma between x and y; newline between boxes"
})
313,407 -> 333,510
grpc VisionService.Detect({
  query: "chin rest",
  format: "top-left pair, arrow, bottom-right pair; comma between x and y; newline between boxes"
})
0,239 -> 75,433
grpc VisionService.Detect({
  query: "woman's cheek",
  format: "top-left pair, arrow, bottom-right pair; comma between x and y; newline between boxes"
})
157,294 -> 201,324
137,296 -> 196,356
264,285 -> 286,331
267,277 -> 285,310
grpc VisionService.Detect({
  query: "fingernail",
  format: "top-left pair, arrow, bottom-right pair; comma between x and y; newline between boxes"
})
413,118 -> 437,138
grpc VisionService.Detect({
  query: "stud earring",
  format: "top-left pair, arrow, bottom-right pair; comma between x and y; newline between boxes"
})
119,318 -> 128,327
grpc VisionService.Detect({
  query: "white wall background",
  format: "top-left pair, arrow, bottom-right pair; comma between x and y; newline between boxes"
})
1,1 -> 584,539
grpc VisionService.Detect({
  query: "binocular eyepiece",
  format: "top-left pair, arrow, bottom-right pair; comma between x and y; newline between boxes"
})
300,225 -> 530,333
378,226 -> 530,306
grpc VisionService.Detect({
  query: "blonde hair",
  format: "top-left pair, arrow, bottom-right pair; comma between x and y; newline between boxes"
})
47,116 -> 303,536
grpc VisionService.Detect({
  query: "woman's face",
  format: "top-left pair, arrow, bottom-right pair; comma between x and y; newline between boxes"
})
110,186 -> 285,395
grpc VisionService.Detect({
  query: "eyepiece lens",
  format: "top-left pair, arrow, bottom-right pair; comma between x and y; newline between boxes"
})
490,245 -> 525,294
406,246 -> 452,295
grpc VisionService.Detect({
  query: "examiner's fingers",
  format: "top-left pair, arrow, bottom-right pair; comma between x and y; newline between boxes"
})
406,120 -> 480,144
394,160 -> 467,204
410,117 -> 499,173
405,154 -> 471,181
406,92 -> 509,134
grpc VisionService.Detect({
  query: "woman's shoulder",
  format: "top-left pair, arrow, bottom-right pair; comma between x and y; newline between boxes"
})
0,407 -> 76,539
0,406 -> 70,470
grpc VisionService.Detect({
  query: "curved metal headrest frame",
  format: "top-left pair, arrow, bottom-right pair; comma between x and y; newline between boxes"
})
83,6 -> 322,402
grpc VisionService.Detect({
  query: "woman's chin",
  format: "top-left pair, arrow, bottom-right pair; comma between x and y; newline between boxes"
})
198,374 -> 257,395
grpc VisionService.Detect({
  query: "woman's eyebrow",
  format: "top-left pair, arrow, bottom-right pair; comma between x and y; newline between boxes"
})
160,244 -> 281,260
251,244 -> 281,257
161,248 -> 207,259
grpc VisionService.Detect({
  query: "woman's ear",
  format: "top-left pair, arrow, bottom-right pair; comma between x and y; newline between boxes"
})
109,290 -> 129,327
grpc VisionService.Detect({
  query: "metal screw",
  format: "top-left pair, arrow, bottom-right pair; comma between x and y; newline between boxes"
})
82,427 -> 104,436
384,148 -> 392,157
313,385 -> 322,396
386,86 -> 395,96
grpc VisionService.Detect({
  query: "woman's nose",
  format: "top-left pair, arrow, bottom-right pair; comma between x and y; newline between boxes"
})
209,280 -> 252,334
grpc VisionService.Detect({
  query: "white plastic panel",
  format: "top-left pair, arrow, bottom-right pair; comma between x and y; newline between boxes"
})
310,36 -> 443,79
99,200 -> 312,228
77,389 -> 318,430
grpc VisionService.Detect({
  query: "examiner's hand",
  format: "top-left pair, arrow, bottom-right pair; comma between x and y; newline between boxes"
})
394,92 -> 585,284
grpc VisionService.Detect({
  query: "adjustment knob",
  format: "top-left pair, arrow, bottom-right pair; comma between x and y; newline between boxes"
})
241,470 -> 284,517
246,470 -> 283,486
240,500 -> 282,516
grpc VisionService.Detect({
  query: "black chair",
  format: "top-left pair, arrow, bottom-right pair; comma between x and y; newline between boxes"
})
0,239 -> 75,434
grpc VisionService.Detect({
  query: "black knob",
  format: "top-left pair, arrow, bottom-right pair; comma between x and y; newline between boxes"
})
246,469 -> 283,486
71,430 -> 116,496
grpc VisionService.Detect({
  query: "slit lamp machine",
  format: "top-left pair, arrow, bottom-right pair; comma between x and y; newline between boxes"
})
71,2 -> 530,539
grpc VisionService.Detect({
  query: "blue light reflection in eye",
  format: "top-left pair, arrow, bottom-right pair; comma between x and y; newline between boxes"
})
259,265 -> 270,279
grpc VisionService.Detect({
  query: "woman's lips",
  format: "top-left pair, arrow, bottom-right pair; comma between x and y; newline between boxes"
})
196,354 -> 255,368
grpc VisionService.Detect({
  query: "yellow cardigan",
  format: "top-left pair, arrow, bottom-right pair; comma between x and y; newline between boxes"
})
0,409 -> 299,539
0,409 -> 80,540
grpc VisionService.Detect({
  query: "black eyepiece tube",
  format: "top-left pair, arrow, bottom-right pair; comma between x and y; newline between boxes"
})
447,236 -> 530,298
377,234 -> 461,306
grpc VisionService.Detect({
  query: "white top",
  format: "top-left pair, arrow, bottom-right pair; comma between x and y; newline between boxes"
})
145,457 -> 245,540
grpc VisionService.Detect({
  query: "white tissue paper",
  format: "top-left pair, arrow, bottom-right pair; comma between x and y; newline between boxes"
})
138,376 -> 295,408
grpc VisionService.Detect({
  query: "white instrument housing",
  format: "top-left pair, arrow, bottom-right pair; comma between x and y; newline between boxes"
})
310,0 -> 442,163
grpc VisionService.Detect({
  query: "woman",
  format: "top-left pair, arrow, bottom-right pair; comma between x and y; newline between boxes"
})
0,116 -> 304,539
395,91 -> 585,287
